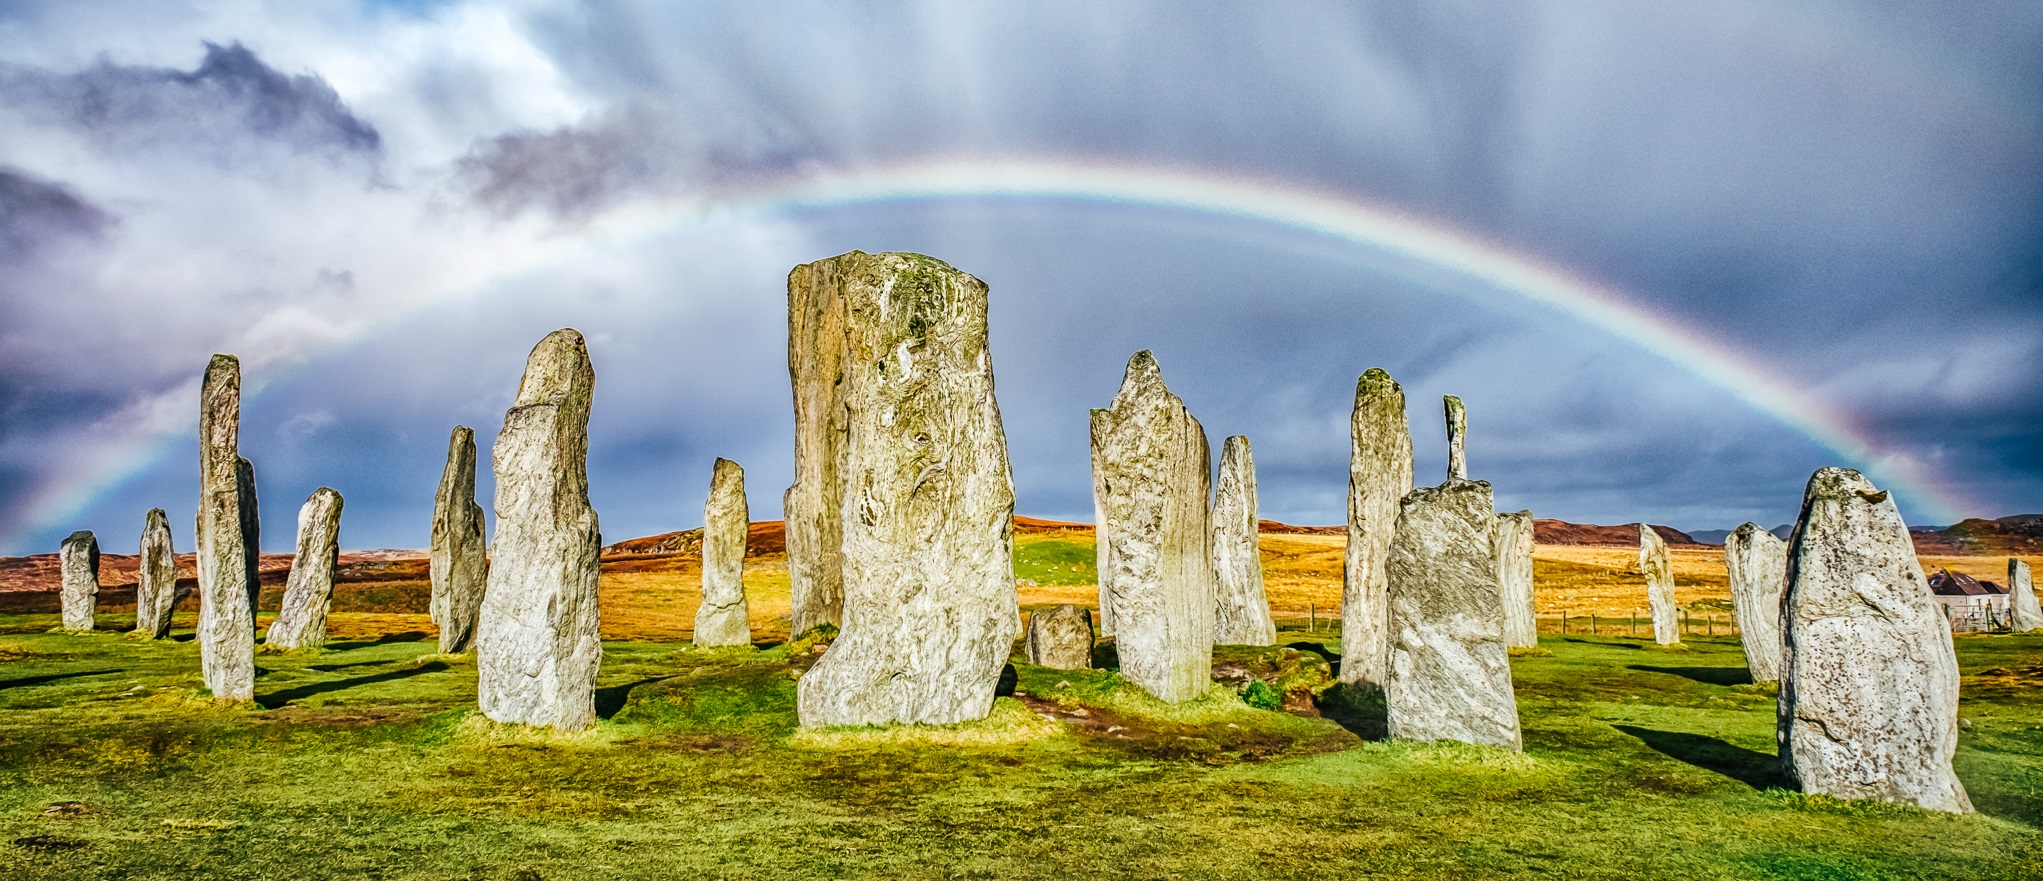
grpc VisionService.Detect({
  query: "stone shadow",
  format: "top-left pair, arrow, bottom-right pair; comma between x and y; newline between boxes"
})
1614,724 -> 1785,790
595,677 -> 669,720
1315,681 -> 1388,741
1629,665 -> 1754,687
0,669 -> 122,690
257,661 -> 449,709
322,631 -> 430,652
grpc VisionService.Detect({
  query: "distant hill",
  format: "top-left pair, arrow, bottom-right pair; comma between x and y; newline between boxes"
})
1685,525 -> 1792,546
1909,515 -> 2043,556
1533,520 -> 1705,548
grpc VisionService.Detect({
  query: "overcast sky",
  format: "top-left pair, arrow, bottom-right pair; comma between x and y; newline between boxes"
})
1,1 -> 2038,555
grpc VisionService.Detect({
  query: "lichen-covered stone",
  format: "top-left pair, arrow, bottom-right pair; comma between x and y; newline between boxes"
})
235,456 -> 260,621
694,457 -> 751,647
1212,435 -> 1275,646
1385,478 -> 1521,750
430,426 -> 487,653
476,329 -> 602,730
264,488 -> 342,650
785,256 -> 851,634
1726,522 -> 1787,683
1640,523 -> 1678,645
795,253 -> 1019,727
134,508 -> 178,639
1090,350 -> 1214,704
1026,604 -> 1094,670
2010,559 -> 2041,633
58,530 -> 98,632
1779,467 -> 1971,813
1444,394 -> 1468,481
1341,369 -> 1413,688
1090,442 -> 1116,638
196,354 -> 255,700
1493,510 -> 1536,649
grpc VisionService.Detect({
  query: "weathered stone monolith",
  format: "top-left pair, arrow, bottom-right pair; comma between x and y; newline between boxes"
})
1493,510 -> 1536,649
58,530 -> 99,632
785,256 -> 851,635
430,426 -> 487,653
1341,369 -> 1413,688
196,354 -> 255,700
134,509 -> 178,639
694,457 -> 751,647
1385,478 -> 1521,750
264,488 -> 342,649
236,456 -> 261,620
476,329 -> 601,730
1026,604 -> 1094,670
1726,522 -> 1787,683
1091,449 -> 1116,638
1778,467 -> 1971,813
1640,523 -> 1678,645
2010,559 -> 2041,633
795,253 -> 1019,726
1213,435 -> 1276,646
1089,350 -> 1214,704
1444,394 -> 1468,481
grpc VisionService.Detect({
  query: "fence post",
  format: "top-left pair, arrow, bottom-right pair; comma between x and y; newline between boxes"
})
1308,602 -> 1315,633
1590,613 -> 1597,636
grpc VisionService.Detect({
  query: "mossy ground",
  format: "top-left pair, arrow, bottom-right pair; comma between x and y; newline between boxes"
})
1,609 -> 2039,880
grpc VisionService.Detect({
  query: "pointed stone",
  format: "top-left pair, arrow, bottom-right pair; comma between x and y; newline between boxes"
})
795,253 -> 1019,726
1493,510 -> 1536,649
195,355 -> 255,700
1385,478 -> 1521,750
430,426 -> 488,653
785,256 -> 851,634
2010,559 -> 2042,633
1212,435 -> 1275,646
235,456 -> 261,621
1341,369 -> 1413,688
1090,434 -> 1116,638
1089,350 -> 1214,704
58,530 -> 99,632
476,329 -> 602,730
1026,604 -> 1094,670
1444,395 -> 1468,481
1726,522 -> 1787,683
264,488 -> 342,649
1779,467 -> 1971,813
1640,523 -> 1678,645
694,457 -> 751,647
134,509 -> 178,639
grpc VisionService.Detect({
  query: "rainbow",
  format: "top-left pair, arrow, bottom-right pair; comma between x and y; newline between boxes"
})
12,157 -> 1971,546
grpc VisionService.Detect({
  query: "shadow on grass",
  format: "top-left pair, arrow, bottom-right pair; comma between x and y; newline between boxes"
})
306,659 -> 401,673
1284,641 -> 1340,675
1614,724 -> 1785,790
257,662 -> 449,709
1091,640 -> 1120,671
0,669 -> 122,690
1629,665 -> 1754,686
323,631 -> 430,652
1316,682 -> 1387,741
596,677 -> 669,720
1562,638 -> 1643,650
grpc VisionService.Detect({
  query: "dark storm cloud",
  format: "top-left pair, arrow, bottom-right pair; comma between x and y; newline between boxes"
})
0,166 -> 108,263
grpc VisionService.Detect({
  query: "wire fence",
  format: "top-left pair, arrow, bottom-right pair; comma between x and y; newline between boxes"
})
1271,605 -> 2019,636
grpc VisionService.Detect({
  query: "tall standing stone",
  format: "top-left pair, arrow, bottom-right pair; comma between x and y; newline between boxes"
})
1385,478 -> 1521,750
1342,369 -> 1413,687
431,426 -> 488,653
1444,394 -> 1468,481
1640,523 -> 1678,645
264,488 -> 343,650
795,253 -> 1019,726
1493,510 -> 1536,649
1212,435 -> 1276,646
236,456 -> 261,620
1726,522 -> 1787,683
134,509 -> 178,639
1026,605 -> 1095,670
1089,350 -> 1214,704
2009,559 -> 2042,633
196,354 -> 255,700
58,530 -> 99,632
1778,467 -> 1971,813
1090,446 -> 1116,638
785,256 -> 851,635
694,457 -> 751,647
476,329 -> 601,730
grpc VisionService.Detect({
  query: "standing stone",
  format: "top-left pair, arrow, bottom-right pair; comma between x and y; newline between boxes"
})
236,456 -> 261,621
134,509 -> 178,639
1385,478 -> 1521,750
196,355 -> 255,700
694,457 -> 751,647
264,488 -> 342,650
1778,467 -> 1971,813
1726,522 -> 1787,683
1444,395 -> 1468,481
430,426 -> 488,653
1089,350 -> 1214,704
58,531 -> 99,632
1640,523 -> 1678,645
795,253 -> 1019,726
1026,605 -> 1094,670
1493,510 -> 1536,649
2010,559 -> 2042,633
785,256 -> 851,634
1090,446 -> 1116,638
1212,435 -> 1276,646
476,329 -> 601,730
1342,369 -> 1413,687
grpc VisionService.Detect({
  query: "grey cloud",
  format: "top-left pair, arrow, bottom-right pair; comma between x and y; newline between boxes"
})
0,166 -> 109,263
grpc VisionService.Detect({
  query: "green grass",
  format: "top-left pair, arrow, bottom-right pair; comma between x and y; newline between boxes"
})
1011,536 -> 1097,585
0,613 -> 2039,879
